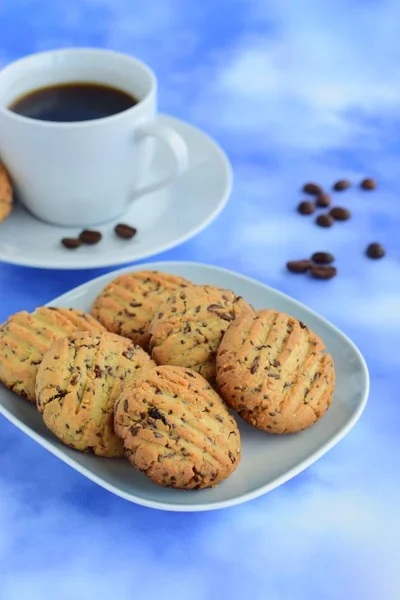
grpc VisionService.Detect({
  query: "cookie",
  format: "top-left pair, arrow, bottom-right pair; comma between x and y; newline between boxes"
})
216,310 -> 335,433
148,285 -> 254,383
0,307 -> 105,402
0,164 -> 13,223
91,270 -> 192,349
114,365 -> 241,489
36,332 -> 156,457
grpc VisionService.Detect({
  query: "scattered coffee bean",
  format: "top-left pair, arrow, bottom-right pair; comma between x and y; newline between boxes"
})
115,223 -> 137,239
366,242 -> 385,259
311,252 -> 335,264
360,178 -> 377,191
302,182 -> 323,196
315,214 -> 334,228
287,260 -> 313,273
330,207 -> 351,221
316,193 -> 331,208
333,179 -> 351,191
297,201 -> 315,215
61,237 -> 82,249
310,265 -> 337,280
79,229 -> 102,244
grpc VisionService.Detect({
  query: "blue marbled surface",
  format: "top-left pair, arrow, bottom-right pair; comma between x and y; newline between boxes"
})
0,1 -> 399,599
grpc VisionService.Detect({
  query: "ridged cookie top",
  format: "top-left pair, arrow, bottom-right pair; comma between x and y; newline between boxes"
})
216,310 -> 335,433
0,164 -> 13,223
114,365 -> 241,489
36,331 -> 156,457
91,270 -> 192,349
0,307 -> 105,402
148,285 -> 254,383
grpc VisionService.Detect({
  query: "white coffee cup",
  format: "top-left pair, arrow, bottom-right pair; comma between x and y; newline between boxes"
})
0,48 -> 189,226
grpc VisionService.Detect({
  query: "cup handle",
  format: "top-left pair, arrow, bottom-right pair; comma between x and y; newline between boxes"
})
132,119 -> 189,198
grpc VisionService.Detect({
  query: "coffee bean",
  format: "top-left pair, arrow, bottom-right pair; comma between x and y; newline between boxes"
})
333,179 -> 351,191
302,183 -> 323,195
297,200 -> 315,215
316,193 -> 331,208
79,229 -> 102,244
115,223 -> 137,239
297,201 -> 315,215
61,237 -> 82,249
310,265 -> 337,279
311,252 -> 335,264
287,260 -> 313,273
360,178 -> 377,191
330,207 -> 351,221
366,243 -> 385,259
315,214 -> 334,228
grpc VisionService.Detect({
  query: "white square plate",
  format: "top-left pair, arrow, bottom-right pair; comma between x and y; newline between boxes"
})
0,262 -> 369,511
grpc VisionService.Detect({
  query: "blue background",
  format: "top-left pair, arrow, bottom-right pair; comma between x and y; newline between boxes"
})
0,1 -> 399,599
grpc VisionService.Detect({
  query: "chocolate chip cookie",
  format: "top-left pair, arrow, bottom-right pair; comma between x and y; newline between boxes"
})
36,331 -> 156,456
0,164 -> 13,223
114,365 -> 241,488
91,270 -> 192,349
0,307 -> 105,402
216,310 -> 335,433
148,285 -> 254,383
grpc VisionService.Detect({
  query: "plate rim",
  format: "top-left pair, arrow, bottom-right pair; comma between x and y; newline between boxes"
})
0,261 -> 370,511
0,115 -> 232,270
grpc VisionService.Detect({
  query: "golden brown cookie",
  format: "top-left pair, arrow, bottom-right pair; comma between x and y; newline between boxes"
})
216,310 -> 335,434
114,365 -> 241,489
36,331 -> 156,457
0,307 -> 105,402
148,285 -> 254,383
91,270 -> 192,349
0,164 -> 13,223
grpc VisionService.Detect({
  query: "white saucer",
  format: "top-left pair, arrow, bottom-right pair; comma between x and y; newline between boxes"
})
0,262 -> 369,511
0,115 -> 231,270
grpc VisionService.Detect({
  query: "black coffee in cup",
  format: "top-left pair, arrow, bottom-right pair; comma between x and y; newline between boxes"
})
8,82 -> 138,122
